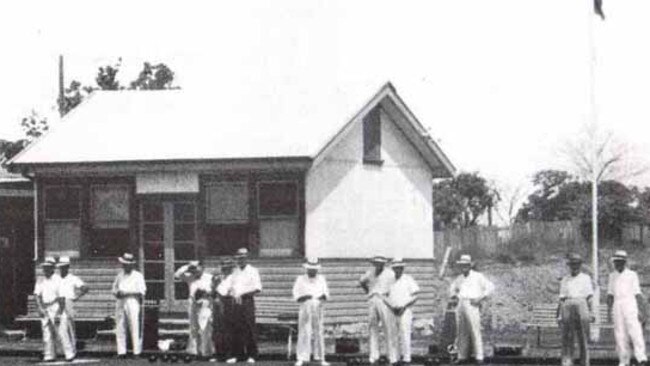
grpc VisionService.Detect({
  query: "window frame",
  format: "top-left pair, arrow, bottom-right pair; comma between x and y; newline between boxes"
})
89,184 -> 131,229
204,181 -> 250,225
362,107 -> 383,165
43,185 -> 83,222
256,180 -> 300,219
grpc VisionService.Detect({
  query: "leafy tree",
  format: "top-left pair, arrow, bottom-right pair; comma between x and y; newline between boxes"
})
516,169 -> 641,241
0,139 -> 27,161
129,62 -> 175,90
20,110 -> 49,139
433,172 -> 499,229
95,58 -> 122,90
58,80 -> 93,116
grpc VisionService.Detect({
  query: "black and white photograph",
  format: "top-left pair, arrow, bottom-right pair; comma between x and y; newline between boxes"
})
1,0 -> 650,365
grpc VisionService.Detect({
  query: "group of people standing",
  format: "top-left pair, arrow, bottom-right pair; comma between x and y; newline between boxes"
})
559,250 -> 648,366
32,249 -> 650,366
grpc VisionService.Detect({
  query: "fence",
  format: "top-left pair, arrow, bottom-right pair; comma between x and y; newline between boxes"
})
434,221 -> 583,260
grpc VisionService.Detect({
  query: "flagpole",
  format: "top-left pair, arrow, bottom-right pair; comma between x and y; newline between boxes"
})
587,0 -> 601,342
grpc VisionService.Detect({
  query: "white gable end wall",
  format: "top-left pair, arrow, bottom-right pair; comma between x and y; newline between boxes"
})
305,108 -> 434,259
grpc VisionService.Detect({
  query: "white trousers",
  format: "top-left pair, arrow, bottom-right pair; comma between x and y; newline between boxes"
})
115,298 -> 142,355
456,300 -> 484,361
61,299 -> 77,356
187,299 -> 214,356
368,297 -> 398,363
613,299 -> 647,365
41,303 -> 75,361
395,308 -> 413,362
296,299 -> 325,362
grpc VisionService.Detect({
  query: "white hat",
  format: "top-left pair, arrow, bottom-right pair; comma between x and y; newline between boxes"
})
391,257 -> 405,268
41,257 -> 56,267
612,250 -> 628,261
369,255 -> 388,264
57,256 -> 71,267
235,248 -> 249,257
456,254 -> 472,265
118,253 -> 137,264
303,257 -> 321,270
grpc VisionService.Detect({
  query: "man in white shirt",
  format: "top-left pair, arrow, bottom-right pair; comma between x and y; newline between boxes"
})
385,258 -> 420,365
607,250 -> 648,366
175,260 -> 215,360
558,253 -> 594,366
292,257 -> 330,366
225,248 -> 262,363
34,257 -> 74,362
360,255 -> 398,365
449,254 -> 494,364
56,256 -> 89,361
112,253 -> 147,358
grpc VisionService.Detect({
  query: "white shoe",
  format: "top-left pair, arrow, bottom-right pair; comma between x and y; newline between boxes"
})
247,357 -> 255,364
295,361 -> 304,366
226,357 -> 238,363
321,361 -> 331,366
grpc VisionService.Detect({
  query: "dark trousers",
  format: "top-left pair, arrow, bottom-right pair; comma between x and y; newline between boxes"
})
231,295 -> 258,360
214,297 -> 235,359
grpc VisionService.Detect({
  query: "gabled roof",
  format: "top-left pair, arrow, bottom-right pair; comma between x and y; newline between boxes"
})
9,81 -> 454,177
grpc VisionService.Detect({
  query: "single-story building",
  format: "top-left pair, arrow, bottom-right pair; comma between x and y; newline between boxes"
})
8,81 -> 454,326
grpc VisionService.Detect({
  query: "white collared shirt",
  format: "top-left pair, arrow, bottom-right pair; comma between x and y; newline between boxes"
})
59,274 -> 85,300
292,274 -> 329,301
388,274 -> 420,308
559,272 -> 594,299
450,270 -> 494,300
217,274 -> 232,297
112,270 -> 147,296
608,268 -> 642,301
360,268 -> 396,297
230,264 -> 262,297
34,274 -> 62,304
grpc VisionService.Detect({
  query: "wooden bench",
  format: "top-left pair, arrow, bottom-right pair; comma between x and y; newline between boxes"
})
15,295 -> 114,338
525,303 -> 613,347
255,296 -> 300,359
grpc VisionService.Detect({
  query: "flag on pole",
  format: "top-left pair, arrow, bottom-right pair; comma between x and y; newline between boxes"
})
594,0 -> 605,20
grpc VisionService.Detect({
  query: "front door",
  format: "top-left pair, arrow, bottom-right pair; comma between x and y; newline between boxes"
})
140,199 -> 198,312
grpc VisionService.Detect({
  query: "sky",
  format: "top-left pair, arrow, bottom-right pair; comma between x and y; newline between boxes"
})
1,0 -> 649,219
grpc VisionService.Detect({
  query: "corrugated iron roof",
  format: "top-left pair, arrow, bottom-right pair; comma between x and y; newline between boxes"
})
9,81 -> 454,177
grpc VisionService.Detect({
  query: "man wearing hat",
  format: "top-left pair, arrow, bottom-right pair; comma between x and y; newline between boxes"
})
292,257 -> 330,366
607,250 -> 648,366
558,253 -> 594,366
175,260 -> 215,359
449,254 -> 494,364
223,248 -> 262,363
359,255 -> 398,365
385,258 -> 420,365
34,257 -> 74,362
112,253 -> 147,358
57,256 -> 89,361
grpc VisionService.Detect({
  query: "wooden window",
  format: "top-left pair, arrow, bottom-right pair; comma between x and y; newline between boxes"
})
44,186 -> 82,258
89,185 -> 131,257
258,181 -> 298,217
45,186 -> 81,220
205,183 -> 249,223
363,107 -> 382,164
204,182 -> 251,256
257,181 -> 299,257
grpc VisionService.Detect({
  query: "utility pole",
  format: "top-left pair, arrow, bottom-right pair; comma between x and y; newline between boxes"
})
58,55 -> 65,116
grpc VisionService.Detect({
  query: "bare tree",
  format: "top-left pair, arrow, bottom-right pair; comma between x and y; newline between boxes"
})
561,123 -> 648,183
